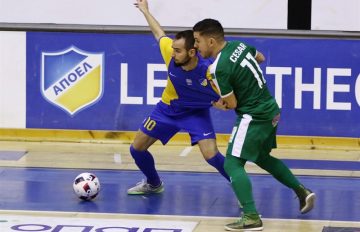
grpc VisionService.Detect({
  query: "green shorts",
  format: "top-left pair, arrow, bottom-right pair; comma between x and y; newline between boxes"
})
226,113 -> 279,162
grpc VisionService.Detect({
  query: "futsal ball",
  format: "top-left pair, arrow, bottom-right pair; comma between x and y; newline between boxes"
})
72,172 -> 101,200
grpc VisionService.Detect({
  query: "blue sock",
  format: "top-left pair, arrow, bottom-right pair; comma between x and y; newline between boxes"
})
130,145 -> 161,187
206,152 -> 230,182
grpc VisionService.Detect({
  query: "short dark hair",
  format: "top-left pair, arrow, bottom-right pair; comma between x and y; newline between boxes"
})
174,30 -> 195,51
193,18 -> 224,40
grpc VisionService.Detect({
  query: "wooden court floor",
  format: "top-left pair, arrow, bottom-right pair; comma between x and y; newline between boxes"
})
0,139 -> 359,232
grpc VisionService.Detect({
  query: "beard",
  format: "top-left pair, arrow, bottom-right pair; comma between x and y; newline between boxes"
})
174,56 -> 192,67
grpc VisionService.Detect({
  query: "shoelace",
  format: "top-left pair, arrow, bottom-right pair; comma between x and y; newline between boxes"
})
136,179 -> 146,186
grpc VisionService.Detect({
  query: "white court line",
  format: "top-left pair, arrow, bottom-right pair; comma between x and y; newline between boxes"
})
0,210 -> 360,225
179,146 -> 193,157
113,153 -> 122,163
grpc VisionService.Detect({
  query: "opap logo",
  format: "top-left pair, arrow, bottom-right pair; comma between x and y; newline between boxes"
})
41,46 -> 104,115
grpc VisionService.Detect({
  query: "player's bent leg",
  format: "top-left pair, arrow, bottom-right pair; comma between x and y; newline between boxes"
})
128,131 -> 163,195
255,154 -> 301,189
198,139 -> 230,181
255,154 -> 316,213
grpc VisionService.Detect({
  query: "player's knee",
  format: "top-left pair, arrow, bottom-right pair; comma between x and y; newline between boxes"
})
131,135 -> 150,151
224,156 -> 246,175
131,142 -> 146,152
131,132 -> 154,151
254,154 -> 271,167
199,141 -> 219,160
129,144 -> 137,154
201,148 -> 218,160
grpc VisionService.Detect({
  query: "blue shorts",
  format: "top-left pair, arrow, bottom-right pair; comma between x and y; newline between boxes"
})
139,103 -> 216,145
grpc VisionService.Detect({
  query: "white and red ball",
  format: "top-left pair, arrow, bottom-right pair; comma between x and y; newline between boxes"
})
72,172 -> 100,200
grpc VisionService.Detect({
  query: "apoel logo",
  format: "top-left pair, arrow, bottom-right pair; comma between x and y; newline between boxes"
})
41,46 -> 104,116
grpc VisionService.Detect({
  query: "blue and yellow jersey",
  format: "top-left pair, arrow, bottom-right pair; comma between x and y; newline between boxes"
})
158,36 -> 219,116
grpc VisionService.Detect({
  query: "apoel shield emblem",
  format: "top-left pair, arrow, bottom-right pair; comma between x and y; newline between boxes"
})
41,46 -> 104,115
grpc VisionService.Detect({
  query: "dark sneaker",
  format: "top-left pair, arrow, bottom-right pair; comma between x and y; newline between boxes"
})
225,213 -> 263,231
127,180 -> 164,195
296,185 -> 316,214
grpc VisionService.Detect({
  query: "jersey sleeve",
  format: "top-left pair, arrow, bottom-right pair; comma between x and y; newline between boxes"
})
210,62 -> 233,97
206,66 -> 220,95
247,44 -> 257,57
159,37 -> 173,67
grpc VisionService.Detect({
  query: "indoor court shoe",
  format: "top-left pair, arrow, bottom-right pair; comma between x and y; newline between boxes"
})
127,180 -> 164,195
296,185 -> 316,214
225,213 -> 263,231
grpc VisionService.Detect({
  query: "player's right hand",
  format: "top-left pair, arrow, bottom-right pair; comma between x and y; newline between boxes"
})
134,0 -> 149,13
212,99 -> 229,111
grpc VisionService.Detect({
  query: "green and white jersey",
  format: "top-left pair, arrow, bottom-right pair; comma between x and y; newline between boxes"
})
210,41 -> 279,120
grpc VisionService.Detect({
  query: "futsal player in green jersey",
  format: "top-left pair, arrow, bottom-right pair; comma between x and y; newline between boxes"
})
193,19 -> 316,231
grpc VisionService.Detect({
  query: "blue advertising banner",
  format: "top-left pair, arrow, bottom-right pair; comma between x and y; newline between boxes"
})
26,32 -> 360,137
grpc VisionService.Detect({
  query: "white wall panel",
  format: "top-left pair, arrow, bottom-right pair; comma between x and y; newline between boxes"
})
0,0 -> 287,29
312,0 -> 360,31
0,32 -> 26,128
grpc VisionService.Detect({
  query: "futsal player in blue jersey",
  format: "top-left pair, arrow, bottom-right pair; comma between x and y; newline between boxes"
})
128,0 -> 230,194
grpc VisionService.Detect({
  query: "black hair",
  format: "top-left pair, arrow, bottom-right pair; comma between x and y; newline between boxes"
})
193,18 -> 224,40
174,30 -> 195,51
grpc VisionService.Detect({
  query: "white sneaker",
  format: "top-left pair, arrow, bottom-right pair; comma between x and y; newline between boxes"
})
127,180 -> 164,195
